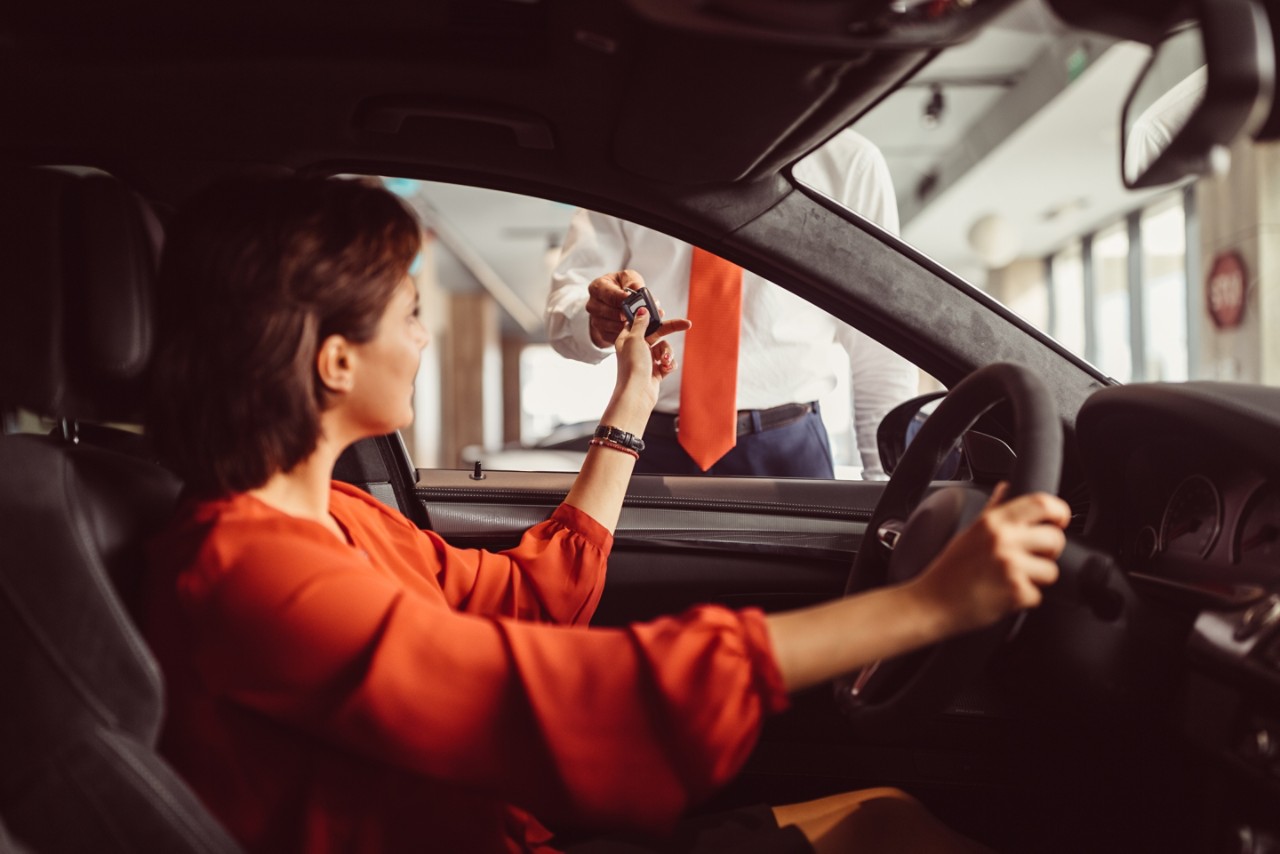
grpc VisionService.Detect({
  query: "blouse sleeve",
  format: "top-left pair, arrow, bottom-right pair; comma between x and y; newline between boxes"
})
184,533 -> 790,832
334,484 -> 611,627
425,503 -> 613,626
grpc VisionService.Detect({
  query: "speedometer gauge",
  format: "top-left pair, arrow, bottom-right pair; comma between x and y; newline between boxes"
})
1236,485 -> 1280,564
1160,474 -> 1222,558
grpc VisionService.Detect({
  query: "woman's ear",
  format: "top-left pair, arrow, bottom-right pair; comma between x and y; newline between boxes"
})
316,334 -> 355,394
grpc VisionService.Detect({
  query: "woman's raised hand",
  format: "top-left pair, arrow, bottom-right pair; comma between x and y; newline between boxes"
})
609,305 -> 690,424
564,289 -> 689,535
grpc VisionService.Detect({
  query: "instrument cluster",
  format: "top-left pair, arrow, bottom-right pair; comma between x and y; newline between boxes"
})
1123,468 -> 1280,598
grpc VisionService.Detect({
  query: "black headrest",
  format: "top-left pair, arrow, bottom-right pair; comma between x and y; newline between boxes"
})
0,166 -> 161,423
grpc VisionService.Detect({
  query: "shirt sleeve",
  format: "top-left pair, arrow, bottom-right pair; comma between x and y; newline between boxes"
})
333,485 -> 611,627
545,208 -> 629,364
184,534 -> 790,832
428,503 -> 614,626
798,130 -> 917,477
792,128 -> 900,236
835,324 -> 920,479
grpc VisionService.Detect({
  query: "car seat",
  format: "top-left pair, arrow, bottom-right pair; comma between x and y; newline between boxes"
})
334,430 -> 430,526
0,166 -> 242,853
0,817 -> 33,854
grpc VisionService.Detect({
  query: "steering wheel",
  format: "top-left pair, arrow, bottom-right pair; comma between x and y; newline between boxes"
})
835,362 -> 1062,730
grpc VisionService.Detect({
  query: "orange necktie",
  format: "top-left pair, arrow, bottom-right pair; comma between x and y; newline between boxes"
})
679,246 -> 742,471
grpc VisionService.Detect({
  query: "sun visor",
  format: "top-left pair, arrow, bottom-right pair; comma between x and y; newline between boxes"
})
611,31 -> 926,184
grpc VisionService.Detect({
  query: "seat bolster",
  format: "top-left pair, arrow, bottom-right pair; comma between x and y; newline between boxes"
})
4,730 -> 240,854
0,436 -> 171,798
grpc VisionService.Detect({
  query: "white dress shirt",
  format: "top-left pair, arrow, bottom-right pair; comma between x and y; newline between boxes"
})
545,129 -> 918,476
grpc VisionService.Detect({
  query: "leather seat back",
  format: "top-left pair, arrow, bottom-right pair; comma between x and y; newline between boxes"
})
0,167 -> 241,853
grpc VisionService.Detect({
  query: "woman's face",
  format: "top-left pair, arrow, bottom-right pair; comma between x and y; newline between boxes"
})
345,275 -> 429,435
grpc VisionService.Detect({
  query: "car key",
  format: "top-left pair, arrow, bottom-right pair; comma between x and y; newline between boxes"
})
620,287 -> 663,337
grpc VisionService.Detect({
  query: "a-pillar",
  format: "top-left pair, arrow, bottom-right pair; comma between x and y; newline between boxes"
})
984,258 -> 1050,331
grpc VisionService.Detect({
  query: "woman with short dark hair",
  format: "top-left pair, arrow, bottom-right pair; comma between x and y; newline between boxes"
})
148,176 -> 422,495
144,175 -> 1069,854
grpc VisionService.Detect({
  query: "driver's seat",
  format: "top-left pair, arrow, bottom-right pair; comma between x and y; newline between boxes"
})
0,166 -> 241,853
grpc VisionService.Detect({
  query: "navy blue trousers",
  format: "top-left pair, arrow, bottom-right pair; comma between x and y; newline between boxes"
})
635,408 -> 834,478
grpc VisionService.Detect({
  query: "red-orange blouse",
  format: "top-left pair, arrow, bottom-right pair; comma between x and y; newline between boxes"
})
143,482 -> 789,853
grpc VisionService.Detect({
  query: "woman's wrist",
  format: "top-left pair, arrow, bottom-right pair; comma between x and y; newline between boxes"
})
589,437 -> 640,460
601,391 -> 653,437
593,424 -> 644,451
897,576 -> 964,642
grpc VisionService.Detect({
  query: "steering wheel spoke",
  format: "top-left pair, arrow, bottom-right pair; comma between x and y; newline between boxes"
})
836,363 -> 1062,730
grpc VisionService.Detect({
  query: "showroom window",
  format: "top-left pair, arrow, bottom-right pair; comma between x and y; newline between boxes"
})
1093,220 -> 1132,382
1048,241 -> 1085,358
1039,188 -> 1192,384
1140,194 -> 1189,381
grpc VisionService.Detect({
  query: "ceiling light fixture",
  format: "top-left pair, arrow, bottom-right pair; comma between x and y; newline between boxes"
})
967,213 -> 1021,268
921,84 -> 945,129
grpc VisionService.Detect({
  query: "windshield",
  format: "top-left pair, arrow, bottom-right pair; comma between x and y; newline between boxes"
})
821,0 -> 1221,386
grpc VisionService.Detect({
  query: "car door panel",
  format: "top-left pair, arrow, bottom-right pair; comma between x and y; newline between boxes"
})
414,466 -> 1033,813
415,468 -> 881,624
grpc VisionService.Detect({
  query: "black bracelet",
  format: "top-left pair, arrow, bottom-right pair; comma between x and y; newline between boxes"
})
594,424 -> 645,452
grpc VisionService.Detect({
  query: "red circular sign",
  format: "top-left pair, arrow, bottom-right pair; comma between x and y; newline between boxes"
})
1207,251 -> 1247,330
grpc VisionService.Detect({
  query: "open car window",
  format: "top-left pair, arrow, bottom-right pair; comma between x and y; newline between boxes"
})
372,178 -> 934,481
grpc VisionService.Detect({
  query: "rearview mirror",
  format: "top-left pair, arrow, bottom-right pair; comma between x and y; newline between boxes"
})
1121,0 -> 1274,189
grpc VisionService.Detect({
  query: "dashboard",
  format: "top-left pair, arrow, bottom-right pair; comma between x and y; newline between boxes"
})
1110,445 -> 1279,606
1079,382 -> 1280,605
1145,472 -> 1279,566
1075,382 -> 1280,846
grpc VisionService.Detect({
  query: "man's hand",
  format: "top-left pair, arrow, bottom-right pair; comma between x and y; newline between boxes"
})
587,269 -> 646,348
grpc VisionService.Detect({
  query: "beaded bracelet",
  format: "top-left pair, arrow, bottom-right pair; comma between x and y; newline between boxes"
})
589,437 -> 640,460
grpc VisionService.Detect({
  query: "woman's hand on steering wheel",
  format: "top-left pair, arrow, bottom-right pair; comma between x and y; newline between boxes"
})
834,362 -> 1069,727
909,483 -> 1071,638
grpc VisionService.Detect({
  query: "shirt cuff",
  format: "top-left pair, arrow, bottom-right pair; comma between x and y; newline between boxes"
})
738,607 -> 791,715
548,301 -> 614,364
549,503 -> 614,555
573,306 -> 615,359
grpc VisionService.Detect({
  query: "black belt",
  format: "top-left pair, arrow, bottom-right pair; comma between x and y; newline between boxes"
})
646,402 -> 817,439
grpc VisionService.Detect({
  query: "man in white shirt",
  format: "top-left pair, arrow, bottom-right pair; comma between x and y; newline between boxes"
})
545,129 -> 918,478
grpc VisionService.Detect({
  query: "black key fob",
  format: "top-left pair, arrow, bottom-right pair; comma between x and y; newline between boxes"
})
620,287 -> 663,337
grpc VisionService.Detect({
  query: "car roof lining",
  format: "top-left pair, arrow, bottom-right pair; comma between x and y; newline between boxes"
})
4,0 -> 1200,194
0,2 -> 935,194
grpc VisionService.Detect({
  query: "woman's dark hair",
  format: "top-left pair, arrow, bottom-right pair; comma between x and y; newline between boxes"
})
147,176 -> 421,496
